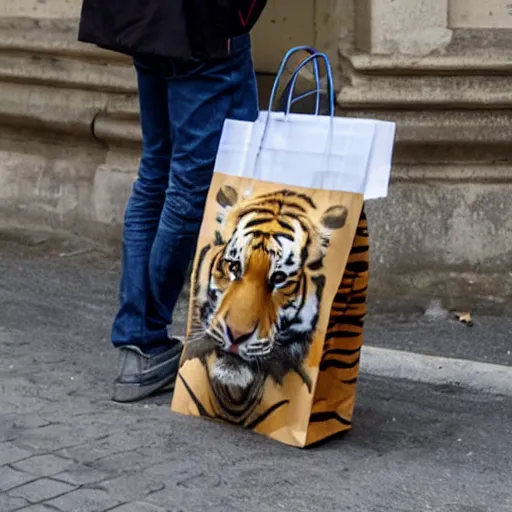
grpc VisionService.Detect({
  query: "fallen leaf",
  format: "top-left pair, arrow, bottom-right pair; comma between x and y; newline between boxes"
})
454,311 -> 473,327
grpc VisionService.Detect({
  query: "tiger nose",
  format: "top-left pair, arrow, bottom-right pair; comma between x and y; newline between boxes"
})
226,325 -> 257,345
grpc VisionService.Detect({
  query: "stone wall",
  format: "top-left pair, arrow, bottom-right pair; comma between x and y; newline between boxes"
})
340,0 -> 512,309
1,0 -> 511,310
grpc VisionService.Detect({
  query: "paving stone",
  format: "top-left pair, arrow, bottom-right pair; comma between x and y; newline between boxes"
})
146,487 -> 220,512
102,473 -> 167,502
46,488 -> 123,512
86,447 -> 171,475
52,464 -> 111,486
59,433 -> 144,465
109,502 -> 167,512
0,465 -> 35,492
0,418 -> 18,442
12,454 -> 74,477
17,506 -> 56,512
0,442 -> 32,465
206,504 -> 245,512
0,494 -> 30,512
0,414 -> 51,431
16,424 -> 100,452
0,395 -> 46,417
7,477 -> 76,503
0,431 -> 17,442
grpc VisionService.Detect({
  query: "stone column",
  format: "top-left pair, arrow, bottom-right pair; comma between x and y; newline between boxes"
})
449,0 -> 512,29
0,0 -> 141,234
355,0 -> 452,55
335,0 -> 512,306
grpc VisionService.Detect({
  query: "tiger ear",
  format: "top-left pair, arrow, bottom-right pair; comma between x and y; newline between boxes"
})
319,205 -> 348,248
216,185 -> 238,209
320,205 -> 348,230
215,185 -> 239,225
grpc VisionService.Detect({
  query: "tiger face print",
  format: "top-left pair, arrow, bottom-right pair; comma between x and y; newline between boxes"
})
190,186 -> 347,391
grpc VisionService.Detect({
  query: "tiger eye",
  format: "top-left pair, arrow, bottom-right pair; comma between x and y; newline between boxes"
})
271,271 -> 287,286
228,261 -> 241,276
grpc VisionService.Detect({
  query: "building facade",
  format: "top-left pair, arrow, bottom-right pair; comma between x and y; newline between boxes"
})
0,0 -> 511,307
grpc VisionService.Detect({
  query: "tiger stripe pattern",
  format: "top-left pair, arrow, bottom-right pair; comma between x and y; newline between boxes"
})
307,207 -> 369,445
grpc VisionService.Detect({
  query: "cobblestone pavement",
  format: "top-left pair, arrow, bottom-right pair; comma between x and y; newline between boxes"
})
1,231 -> 512,512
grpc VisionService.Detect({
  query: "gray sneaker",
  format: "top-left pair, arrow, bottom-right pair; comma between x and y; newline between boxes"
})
112,341 -> 183,403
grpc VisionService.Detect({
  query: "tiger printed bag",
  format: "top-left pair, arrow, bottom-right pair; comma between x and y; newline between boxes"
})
171,48 -> 396,447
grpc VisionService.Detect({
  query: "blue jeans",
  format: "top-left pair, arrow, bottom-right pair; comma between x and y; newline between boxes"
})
112,34 -> 259,352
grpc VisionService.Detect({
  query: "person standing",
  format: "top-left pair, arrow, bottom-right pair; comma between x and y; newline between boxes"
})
78,0 -> 267,402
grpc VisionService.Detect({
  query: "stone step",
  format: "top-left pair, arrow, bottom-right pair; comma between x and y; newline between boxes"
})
338,74 -> 512,109
0,17 -> 123,60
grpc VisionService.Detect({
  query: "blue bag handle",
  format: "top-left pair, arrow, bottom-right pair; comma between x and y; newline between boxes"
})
268,46 -> 336,117
243,46 -> 336,182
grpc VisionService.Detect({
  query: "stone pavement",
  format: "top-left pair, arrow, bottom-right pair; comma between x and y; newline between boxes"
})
1,230 -> 512,512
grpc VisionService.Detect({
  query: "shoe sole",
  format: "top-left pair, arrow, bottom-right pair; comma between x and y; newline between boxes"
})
112,352 -> 181,403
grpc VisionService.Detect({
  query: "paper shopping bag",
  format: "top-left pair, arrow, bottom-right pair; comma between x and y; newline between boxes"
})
171,48 -> 395,447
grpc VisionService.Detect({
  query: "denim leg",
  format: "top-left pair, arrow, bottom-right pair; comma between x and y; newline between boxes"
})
111,64 -> 172,348
147,36 -> 259,332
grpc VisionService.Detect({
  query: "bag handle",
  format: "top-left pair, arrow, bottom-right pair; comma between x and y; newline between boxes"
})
268,46 -> 336,117
242,47 -> 336,182
285,53 -> 335,117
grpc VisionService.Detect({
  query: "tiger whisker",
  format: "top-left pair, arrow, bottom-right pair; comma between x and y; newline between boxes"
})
206,325 -> 224,338
188,323 -> 206,332
246,351 -> 272,356
247,342 -> 271,348
207,334 -> 225,346
203,326 -> 225,345
186,327 -> 221,340
186,331 -> 207,339
188,329 -> 206,336
207,331 -> 223,341
187,327 -> 215,337
186,329 -> 204,336
185,334 -> 208,344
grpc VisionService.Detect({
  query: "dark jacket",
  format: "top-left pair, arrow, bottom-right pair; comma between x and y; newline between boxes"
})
78,0 -> 267,61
